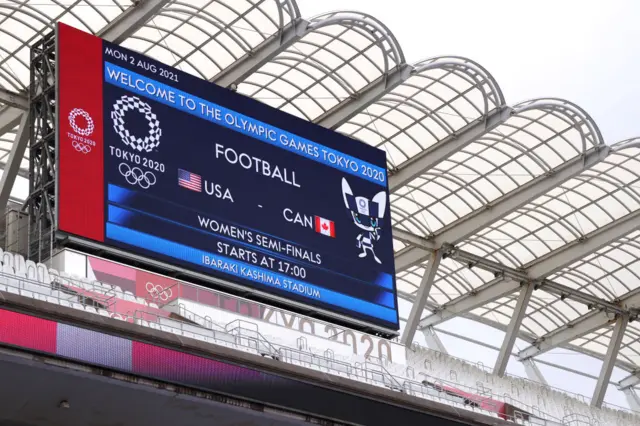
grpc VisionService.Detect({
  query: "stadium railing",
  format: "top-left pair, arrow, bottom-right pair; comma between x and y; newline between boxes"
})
0,249 -> 637,426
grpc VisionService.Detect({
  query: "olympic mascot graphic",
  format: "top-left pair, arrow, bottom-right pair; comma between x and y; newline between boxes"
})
341,178 -> 388,264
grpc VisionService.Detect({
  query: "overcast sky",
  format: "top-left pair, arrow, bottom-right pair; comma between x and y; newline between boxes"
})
297,0 -> 640,145
296,0 -> 640,410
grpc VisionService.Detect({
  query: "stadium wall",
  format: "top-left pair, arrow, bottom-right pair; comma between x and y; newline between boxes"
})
0,291 -> 511,426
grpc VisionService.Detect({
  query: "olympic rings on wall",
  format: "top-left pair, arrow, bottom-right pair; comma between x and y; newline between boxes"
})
145,282 -> 172,301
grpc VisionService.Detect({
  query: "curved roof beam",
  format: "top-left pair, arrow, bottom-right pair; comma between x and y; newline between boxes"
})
97,0 -> 171,44
611,137 -> 640,152
233,11 -> 405,122
213,10 -> 402,97
319,56 -> 504,140
119,0 -> 299,84
394,98 -> 606,273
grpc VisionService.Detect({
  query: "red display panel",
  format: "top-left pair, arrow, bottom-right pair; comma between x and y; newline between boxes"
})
57,23 -> 105,241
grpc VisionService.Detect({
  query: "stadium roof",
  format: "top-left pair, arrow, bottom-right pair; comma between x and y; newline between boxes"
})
1,0 -> 639,407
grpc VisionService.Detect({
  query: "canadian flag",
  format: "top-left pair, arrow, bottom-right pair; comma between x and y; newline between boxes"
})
315,216 -> 336,238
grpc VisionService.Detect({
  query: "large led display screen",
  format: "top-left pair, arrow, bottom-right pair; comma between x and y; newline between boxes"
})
56,23 -> 398,332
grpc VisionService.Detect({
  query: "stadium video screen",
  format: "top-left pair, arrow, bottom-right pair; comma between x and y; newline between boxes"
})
56,23 -> 399,331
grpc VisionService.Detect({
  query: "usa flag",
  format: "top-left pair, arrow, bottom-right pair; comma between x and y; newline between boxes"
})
178,169 -> 202,192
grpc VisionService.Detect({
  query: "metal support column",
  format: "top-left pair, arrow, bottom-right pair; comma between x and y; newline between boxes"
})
26,30 -> 57,262
494,282 -> 534,377
623,388 -> 640,411
592,314 -> 629,408
422,326 -> 448,354
0,112 -> 29,212
522,359 -> 549,386
400,250 -> 441,345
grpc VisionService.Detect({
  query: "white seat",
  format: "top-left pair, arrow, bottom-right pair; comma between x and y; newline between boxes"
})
2,264 -> 19,289
36,263 -> 51,284
26,265 -> 37,280
123,291 -> 136,302
2,253 -> 13,270
14,254 -> 26,274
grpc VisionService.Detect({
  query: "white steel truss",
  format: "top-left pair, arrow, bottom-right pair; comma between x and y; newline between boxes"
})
388,106 -> 512,191
97,0 -> 172,44
592,314 -> 629,408
394,143 -> 611,275
419,277 -> 520,328
0,112 -> 28,208
493,281 -> 535,377
401,249 -> 441,345
623,389 -> 640,411
416,206 -> 640,327
0,88 -> 28,110
618,372 -> 640,390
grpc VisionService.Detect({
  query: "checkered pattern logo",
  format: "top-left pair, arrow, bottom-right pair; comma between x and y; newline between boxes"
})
111,95 -> 162,152
68,108 -> 94,136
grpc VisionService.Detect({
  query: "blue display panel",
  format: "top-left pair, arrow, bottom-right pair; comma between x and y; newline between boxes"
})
60,24 -> 399,332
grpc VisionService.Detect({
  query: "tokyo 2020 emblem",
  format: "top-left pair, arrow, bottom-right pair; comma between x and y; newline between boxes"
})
111,95 -> 162,153
68,108 -> 95,154
68,108 -> 94,136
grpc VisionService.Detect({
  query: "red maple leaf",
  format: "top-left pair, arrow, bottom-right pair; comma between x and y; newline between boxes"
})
322,222 -> 329,231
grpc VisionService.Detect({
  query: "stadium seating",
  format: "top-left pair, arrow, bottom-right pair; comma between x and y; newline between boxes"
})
0,249 -> 637,426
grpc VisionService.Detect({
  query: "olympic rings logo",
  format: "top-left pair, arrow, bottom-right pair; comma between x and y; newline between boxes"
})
68,108 -> 94,136
146,282 -> 172,301
72,140 -> 92,154
119,162 -> 156,189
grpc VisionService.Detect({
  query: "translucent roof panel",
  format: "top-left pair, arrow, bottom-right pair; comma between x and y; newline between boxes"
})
396,256 -> 499,315
571,323 -> 640,368
391,99 -> 603,240
470,293 -> 519,326
121,0 -> 299,81
0,0 -> 132,92
463,143 -> 640,270
468,288 -> 590,338
0,124 -> 28,172
237,11 -> 404,121
547,230 -> 640,301
338,57 -> 504,169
